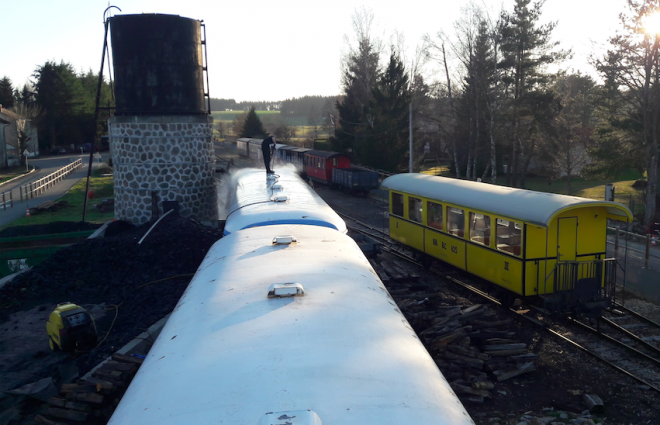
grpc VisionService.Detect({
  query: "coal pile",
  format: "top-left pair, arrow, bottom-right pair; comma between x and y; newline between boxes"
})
0,214 -> 224,373
0,221 -> 103,238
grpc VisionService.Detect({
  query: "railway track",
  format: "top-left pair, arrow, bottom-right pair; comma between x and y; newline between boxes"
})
337,206 -> 660,394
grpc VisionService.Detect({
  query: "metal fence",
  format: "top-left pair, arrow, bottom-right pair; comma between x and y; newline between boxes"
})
20,158 -> 83,202
0,189 -> 12,210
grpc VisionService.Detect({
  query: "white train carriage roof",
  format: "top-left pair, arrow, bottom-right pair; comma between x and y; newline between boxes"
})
108,225 -> 474,425
382,174 -> 633,227
224,166 -> 347,235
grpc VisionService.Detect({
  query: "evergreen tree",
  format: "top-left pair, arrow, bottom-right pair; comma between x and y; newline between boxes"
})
362,50 -> 412,172
0,77 -> 15,109
14,84 -> 36,106
336,8 -> 382,156
499,0 -> 567,187
240,107 -> 266,138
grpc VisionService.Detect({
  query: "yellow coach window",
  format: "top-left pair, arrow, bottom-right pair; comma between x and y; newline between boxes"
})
409,197 -> 423,223
392,193 -> 404,216
470,212 -> 490,246
447,207 -> 465,237
427,201 -> 443,230
496,218 -> 522,256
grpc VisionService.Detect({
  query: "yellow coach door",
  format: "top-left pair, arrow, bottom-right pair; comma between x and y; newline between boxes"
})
557,217 -> 577,262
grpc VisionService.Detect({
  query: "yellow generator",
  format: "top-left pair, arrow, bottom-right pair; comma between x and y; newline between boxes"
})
46,303 -> 97,352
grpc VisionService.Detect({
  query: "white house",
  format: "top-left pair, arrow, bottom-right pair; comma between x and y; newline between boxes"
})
0,104 -> 39,167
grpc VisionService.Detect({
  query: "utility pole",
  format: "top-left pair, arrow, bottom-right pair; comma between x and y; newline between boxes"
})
409,103 -> 413,173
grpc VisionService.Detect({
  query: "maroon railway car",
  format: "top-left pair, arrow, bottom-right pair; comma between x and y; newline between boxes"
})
305,150 -> 350,184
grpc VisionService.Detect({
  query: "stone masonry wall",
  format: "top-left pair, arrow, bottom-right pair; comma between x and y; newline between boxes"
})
108,116 -> 217,225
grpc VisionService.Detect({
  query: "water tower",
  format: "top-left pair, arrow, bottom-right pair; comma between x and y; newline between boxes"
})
107,14 -> 216,224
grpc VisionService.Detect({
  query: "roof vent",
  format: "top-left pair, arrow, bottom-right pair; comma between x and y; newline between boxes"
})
272,235 -> 297,245
267,283 -> 305,298
257,410 -> 321,425
271,194 -> 288,202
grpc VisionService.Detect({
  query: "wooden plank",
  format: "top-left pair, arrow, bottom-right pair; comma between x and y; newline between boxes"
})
442,351 -> 484,369
112,353 -> 144,364
65,392 -> 104,404
368,259 -> 390,282
380,261 -> 404,280
46,407 -> 88,422
472,381 -> 495,390
46,397 -> 67,407
100,361 -> 138,374
483,343 -> 527,351
493,361 -> 536,381
470,319 -> 511,330
93,369 -> 125,380
34,415 -> 68,425
450,383 -> 492,398
59,383 -> 98,393
64,401 -> 92,412
484,348 -> 528,357
392,260 -> 420,278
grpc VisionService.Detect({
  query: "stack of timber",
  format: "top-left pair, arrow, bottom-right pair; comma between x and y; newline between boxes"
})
372,258 -> 536,404
28,201 -> 69,215
34,353 -> 143,424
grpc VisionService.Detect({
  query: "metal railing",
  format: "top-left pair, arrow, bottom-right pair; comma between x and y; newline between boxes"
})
545,258 -> 618,314
20,158 -> 83,202
0,189 -> 12,210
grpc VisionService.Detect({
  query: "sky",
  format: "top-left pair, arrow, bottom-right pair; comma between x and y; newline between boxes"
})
0,0 -> 631,103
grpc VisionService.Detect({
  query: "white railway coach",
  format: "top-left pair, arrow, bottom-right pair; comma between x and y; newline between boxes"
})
108,225 -> 475,425
224,166 -> 347,235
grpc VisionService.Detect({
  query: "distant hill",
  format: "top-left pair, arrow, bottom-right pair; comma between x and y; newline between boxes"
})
209,95 -> 337,117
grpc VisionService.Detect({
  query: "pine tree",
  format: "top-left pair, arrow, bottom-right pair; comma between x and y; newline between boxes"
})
0,77 -> 15,109
499,0 -> 567,187
363,50 -> 412,172
336,8 -> 381,156
240,107 -> 266,138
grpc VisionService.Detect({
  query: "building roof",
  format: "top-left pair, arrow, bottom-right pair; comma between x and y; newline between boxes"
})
381,173 -> 633,227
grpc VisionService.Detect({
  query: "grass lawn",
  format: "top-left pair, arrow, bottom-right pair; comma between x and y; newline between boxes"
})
5,170 -> 115,229
0,166 -> 32,185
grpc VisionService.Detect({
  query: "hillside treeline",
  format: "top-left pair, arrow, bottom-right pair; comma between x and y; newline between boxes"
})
333,0 -> 660,224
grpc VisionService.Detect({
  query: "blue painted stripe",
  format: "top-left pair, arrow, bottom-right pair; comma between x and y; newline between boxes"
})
223,220 -> 340,236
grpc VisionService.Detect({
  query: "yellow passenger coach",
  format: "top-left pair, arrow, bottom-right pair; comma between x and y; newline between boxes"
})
381,174 -> 633,315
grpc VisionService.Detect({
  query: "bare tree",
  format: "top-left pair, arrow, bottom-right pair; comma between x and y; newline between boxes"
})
594,0 -> 660,227
231,111 -> 248,137
8,101 -> 40,166
274,117 -> 295,145
307,104 -> 321,139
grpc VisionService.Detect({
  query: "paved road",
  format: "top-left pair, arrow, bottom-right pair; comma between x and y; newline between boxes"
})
0,154 -> 105,229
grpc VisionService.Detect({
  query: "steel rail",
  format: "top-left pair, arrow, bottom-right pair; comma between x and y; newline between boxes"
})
351,220 -> 660,394
545,327 -> 660,393
599,317 -> 660,358
327,202 -> 367,219
570,319 -> 660,367
614,302 -> 660,329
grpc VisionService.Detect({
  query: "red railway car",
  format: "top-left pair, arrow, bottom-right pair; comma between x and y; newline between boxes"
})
305,150 -> 350,184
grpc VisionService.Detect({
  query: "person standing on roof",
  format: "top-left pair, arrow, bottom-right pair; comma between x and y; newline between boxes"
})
261,134 -> 276,174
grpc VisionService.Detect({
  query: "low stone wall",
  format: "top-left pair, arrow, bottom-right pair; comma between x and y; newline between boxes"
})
108,115 -> 217,224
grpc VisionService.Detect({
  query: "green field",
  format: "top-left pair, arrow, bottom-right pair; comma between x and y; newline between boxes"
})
3,170 -> 115,229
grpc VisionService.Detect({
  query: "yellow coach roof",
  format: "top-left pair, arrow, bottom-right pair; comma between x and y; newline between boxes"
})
382,174 -> 633,228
